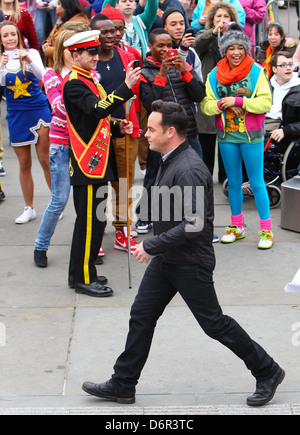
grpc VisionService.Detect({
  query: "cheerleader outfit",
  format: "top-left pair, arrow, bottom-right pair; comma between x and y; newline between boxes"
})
0,49 -> 51,147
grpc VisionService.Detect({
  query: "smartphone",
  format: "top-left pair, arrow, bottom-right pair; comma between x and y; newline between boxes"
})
184,28 -> 195,37
167,49 -> 178,58
7,50 -> 19,60
133,60 -> 140,69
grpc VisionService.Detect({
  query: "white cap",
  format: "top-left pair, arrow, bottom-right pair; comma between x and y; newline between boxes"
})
63,30 -> 101,51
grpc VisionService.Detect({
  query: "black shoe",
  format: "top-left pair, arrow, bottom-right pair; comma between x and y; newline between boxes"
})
75,281 -> 113,297
69,275 -> 108,289
82,380 -> 135,404
34,249 -> 48,268
94,256 -> 103,265
0,186 -> 5,202
247,367 -> 285,407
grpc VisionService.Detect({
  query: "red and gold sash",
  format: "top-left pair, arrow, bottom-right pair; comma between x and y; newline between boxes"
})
65,66 -> 111,179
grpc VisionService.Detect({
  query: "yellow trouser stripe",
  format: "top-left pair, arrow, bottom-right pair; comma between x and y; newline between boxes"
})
83,185 -> 93,284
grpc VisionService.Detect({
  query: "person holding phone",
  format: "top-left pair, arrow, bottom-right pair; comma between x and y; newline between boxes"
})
134,28 -> 205,235
162,7 -> 202,80
0,21 -> 51,224
91,14 -> 141,255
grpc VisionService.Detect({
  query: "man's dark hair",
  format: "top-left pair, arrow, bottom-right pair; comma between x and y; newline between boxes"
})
91,13 -> 112,29
271,50 -> 293,69
151,100 -> 188,138
148,28 -> 170,45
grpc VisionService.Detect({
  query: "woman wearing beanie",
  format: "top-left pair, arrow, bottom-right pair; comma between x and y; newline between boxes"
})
201,30 -> 274,249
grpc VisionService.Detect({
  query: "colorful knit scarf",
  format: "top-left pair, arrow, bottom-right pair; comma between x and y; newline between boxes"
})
216,54 -> 255,85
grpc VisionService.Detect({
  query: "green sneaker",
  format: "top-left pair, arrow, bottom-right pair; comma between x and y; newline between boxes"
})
258,230 -> 273,249
221,225 -> 245,243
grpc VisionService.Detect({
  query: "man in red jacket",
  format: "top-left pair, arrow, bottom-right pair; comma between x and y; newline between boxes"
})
91,14 -> 141,254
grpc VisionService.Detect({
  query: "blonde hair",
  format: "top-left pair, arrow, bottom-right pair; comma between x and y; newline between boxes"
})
1,0 -> 21,22
0,21 -> 26,75
53,29 -> 78,75
53,23 -> 91,75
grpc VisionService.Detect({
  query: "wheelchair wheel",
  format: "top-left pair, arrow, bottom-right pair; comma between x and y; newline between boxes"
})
281,142 -> 300,181
222,179 -> 229,197
266,184 -> 281,209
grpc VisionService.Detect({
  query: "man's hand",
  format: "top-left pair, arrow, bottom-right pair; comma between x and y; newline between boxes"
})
181,33 -> 195,48
172,54 -> 188,74
133,242 -> 151,264
124,61 -> 141,89
159,56 -> 174,77
119,119 -> 133,135
270,128 -> 284,142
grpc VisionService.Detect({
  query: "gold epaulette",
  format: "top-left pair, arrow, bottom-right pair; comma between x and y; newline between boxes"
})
69,70 -> 78,81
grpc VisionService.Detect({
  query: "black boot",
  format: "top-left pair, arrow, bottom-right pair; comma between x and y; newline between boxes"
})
34,249 -> 48,268
247,367 -> 285,406
82,380 -> 135,404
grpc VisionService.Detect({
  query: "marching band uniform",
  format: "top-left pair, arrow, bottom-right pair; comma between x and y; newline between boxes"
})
63,31 -> 134,297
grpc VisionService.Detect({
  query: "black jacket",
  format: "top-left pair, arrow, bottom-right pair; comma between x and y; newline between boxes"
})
280,85 -> 300,140
143,141 -> 215,271
139,57 -> 205,138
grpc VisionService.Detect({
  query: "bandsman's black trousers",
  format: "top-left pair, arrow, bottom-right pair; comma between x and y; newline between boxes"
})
69,184 -> 107,285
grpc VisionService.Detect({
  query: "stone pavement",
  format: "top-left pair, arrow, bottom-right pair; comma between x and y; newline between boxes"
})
0,102 -> 300,416
1,4 -> 300,413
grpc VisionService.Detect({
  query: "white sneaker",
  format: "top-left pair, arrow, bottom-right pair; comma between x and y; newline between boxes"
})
0,161 -> 6,177
221,225 -> 245,243
15,206 -> 36,224
258,230 -> 274,249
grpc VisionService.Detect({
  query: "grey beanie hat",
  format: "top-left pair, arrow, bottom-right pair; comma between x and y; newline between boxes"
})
219,30 -> 252,58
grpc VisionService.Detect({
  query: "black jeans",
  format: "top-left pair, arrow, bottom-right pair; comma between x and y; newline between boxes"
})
111,257 -> 278,396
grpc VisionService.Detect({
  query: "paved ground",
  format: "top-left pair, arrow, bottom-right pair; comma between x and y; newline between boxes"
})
0,7 -> 300,416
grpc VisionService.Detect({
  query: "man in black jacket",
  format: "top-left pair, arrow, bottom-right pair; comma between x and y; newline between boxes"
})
82,100 -> 285,407
135,27 -> 204,234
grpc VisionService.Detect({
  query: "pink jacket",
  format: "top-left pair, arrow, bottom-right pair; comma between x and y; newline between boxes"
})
240,0 -> 267,46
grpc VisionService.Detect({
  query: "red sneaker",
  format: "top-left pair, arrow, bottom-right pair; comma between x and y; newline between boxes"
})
98,247 -> 105,257
114,229 -> 138,254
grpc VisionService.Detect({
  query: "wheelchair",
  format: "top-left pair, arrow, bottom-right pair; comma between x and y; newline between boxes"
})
222,139 -> 300,208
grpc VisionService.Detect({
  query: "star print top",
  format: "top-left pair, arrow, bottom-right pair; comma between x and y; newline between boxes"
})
0,49 -> 49,111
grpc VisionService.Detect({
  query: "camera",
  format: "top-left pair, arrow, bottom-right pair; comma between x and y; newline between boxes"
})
223,21 -> 236,30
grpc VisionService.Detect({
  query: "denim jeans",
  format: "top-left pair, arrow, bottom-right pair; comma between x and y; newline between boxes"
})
111,257 -> 279,396
34,8 -> 57,47
188,135 -> 203,160
35,145 -> 71,251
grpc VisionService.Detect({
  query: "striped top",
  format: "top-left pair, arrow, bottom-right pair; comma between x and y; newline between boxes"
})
43,68 -> 69,146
